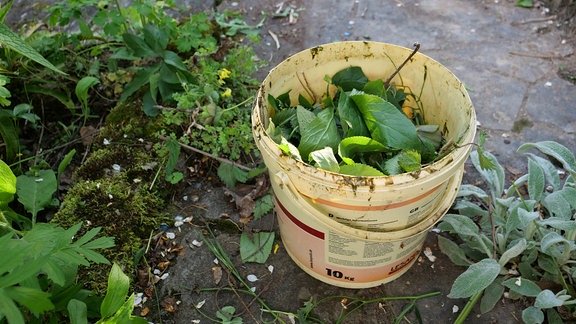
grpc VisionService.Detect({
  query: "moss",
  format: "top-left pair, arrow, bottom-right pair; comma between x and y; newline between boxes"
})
512,118 -> 534,133
52,176 -> 168,294
100,100 -> 166,141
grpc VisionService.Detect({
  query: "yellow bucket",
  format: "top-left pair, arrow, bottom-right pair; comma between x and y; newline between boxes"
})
252,41 -> 475,232
270,168 -> 462,288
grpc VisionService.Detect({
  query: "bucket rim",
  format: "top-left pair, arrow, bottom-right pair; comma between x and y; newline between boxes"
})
252,41 -> 476,188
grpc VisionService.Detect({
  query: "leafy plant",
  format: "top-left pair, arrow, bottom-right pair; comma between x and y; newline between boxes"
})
438,141 -> 576,323
268,66 -> 445,176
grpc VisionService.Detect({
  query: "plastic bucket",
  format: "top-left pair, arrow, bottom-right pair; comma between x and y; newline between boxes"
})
271,167 -> 463,288
252,41 -> 476,231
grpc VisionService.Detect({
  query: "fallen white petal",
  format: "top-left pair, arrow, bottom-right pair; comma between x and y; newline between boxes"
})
515,277 -> 522,286
195,300 -> 206,309
268,265 -> 274,274
160,273 -> 169,280
250,287 -> 256,292
166,232 -> 176,239
452,305 -> 459,313
247,274 -> 258,282
192,239 -> 203,247
423,247 -> 436,262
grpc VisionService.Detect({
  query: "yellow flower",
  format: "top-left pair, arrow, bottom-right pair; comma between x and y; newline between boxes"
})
221,88 -> 232,98
218,68 -> 231,81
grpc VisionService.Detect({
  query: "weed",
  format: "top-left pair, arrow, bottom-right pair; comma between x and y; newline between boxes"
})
439,141 -> 576,323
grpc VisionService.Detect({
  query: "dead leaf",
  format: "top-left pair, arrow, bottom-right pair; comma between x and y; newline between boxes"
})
161,297 -> 178,313
79,126 -> 97,146
223,175 -> 270,218
212,266 -> 223,284
140,307 -> 150,316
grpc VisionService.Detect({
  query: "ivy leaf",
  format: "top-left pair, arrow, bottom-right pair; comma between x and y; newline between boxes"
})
350,92 -> 422,151
448,258 -> 500,298
240,232 -> 275,263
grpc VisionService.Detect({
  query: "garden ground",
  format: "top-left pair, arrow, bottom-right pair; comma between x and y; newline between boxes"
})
5,0 -> 576,323
144,1 -> 576,323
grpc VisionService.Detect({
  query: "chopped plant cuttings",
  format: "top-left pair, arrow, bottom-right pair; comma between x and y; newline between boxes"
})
267,65 -> 445,176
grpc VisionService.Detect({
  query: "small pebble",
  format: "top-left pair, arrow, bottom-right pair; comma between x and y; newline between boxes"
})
166,232 -> 176,239
344,32 -> 351,37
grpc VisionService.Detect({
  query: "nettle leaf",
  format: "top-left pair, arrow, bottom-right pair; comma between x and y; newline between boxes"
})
449,258 -> 501,299
338,136 -> 387,165
527,159 -> 545,201
309,147 -> 340,173
240,232 -> 275,263
297,106 -> 340,159
331,66 -> 368,91
350,92 -> 422,151
217,163 -> 248,188
339,163 -> 384,176
253,194 -> 273,220
502,277 -> 542,297
336,91 -> 369,138
279,137 -> 302,161
384,150 -> 421,175
470,150 -> 505,198
534,290 -> 565,309
16,169 -> 57,219
437,235 -> 473,266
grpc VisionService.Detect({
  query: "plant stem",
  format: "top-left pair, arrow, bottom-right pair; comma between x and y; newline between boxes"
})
384,42 -> 420,88
453,291 -> 482,324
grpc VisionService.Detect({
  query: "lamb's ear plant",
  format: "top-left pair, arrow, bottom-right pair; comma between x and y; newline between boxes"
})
438,141 -> 576,323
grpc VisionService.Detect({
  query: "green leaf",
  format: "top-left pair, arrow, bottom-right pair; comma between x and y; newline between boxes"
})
527,159 -> 545,201
502,277 -> 542,297
331,66 -> 368,91
350,92 -> 422,151
100,264 -> 130,319
217,163 -> 248,188
336,91 -> 369,138
0,159 -> 16,205
388,150 -> 421,174
240,232 -> 275,264
522,306 -> 544,324
470,150 -> 505,198
4,286 -> 54,314
515,0 -> 533,8
0,290 -> 25,324
498,238 -> 527,267
253,194 -> 273,220
120,65 -> 161,102
216,305 -> 243,323
437,235 -> 473,266
480,280 -> 504,314
309,147 -> 340,172
457,184 -> 489,200
440,214 -> 481,238
162,50 -> 187,72
16,169 -> 57,220
143,24 -> 168,53
57,149 -> 76,183
542,190 -> 573,220
0,23 -> 66,75
122,32 -> 159,58
0,110 -> 19,162
67,299 -> 88,324
448,258 -> 500,298
338,136 -> 387,165
339,163 -> 385,176
534,290 -> 565,309
518,141 -> 576,176
297,106 -> 340,159
540,232 -> 574,258
75,76 -> 100,112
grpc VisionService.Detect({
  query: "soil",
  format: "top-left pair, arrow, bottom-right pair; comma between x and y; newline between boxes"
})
136,1 -> 575,324
4,0 -> 576,323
